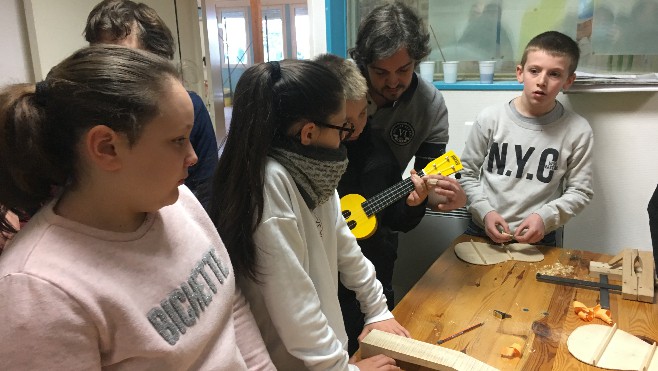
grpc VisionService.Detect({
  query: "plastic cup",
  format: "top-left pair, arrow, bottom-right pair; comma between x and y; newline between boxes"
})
419,61 -> 436,83
442,61 -> 458,83
478,60 -> 496,84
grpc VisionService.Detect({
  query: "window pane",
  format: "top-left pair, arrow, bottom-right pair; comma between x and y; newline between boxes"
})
581,0 -> 658,73
346,0 -> 658,76
590,0 -> 658,55
294,7 -> 310,59
220,10 -> 249,65
262,8 -> 284,62
426,1 -> 579,74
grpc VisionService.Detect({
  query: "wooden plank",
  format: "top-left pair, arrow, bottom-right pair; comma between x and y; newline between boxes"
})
641,342 -> 657,371
622,249 -> 639,300
638,251 -> 655,303
607,251 -> 624,266
588,261 -> 623,281
591,323 -> 617,365
470,239 -> 488,264
360,330 -> 499,371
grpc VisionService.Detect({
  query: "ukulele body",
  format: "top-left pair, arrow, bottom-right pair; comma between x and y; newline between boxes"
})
340,150 -> 463,239
340,193 -> 377,240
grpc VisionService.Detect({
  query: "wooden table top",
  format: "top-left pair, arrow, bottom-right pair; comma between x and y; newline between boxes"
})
386,234 -> 658,370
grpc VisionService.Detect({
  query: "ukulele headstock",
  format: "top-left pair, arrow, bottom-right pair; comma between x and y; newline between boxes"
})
423,150 -> 463,177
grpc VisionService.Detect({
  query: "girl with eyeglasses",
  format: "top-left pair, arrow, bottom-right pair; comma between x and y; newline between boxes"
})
210,59 -> 406,371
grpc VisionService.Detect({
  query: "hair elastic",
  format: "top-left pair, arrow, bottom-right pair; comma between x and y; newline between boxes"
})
268,61 -> 281,82
34,80 -> 48,106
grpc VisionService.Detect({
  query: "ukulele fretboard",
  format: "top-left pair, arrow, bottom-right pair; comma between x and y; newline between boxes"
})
361,170 -> 426,216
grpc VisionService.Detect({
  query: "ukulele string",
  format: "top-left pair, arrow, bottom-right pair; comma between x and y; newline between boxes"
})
363,174 -> 422,215
363,155 -> 455,215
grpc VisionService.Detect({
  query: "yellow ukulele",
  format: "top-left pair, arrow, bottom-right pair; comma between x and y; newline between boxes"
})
340,150 -> 463,240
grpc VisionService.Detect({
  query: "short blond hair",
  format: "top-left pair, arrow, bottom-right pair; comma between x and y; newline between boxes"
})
314,53 -> 368,100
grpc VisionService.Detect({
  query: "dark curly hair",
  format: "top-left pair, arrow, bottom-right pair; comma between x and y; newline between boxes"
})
349,2 -> 431,70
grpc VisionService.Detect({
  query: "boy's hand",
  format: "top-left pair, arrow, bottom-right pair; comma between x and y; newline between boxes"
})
514,213 -> 545,244
352,354 -> 400,370
425,175 -> 467,212
484,211 -> 514,243
406,169 -> 429,207
358,318 -> 410,343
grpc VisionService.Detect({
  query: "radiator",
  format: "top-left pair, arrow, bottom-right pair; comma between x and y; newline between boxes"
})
393,207 -> 471,305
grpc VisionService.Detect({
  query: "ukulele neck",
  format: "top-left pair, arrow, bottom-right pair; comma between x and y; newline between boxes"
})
361,170 -> 426,216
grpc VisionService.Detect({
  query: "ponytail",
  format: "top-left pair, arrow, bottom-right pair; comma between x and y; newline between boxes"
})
0,83 -> 61,227
0,45 -> 179,236
211,63 -> 279,282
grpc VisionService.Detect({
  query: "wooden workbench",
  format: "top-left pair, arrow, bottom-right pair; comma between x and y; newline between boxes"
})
379,234 -> 658,370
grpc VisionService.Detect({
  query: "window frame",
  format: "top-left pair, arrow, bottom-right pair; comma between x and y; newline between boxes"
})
216,6 -> 251,68
289,4 -> 310,60
261,5 -> 287,61
216,0 -> 308,66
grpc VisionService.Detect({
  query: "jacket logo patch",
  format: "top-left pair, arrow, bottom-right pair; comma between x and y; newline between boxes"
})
389,122 -> 414,146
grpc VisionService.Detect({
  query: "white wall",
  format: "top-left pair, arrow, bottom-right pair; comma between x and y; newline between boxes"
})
6,0 -> 209,119
23,0 -> 181,81
1,0 -> 33,85
444,90 -> 658,254
561,92 -> 658,253
24,0 -> 98,80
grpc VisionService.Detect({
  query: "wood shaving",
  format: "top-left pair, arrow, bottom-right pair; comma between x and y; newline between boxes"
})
537,262 -> 574,276
592,304 -> 613,324
574,301 -> 594,321
501,342 -> 524,358
573,301 -> 614,325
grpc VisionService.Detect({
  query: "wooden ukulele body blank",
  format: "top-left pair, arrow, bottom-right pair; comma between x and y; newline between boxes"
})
454,241 -> 544,265
567,324 -> 658,370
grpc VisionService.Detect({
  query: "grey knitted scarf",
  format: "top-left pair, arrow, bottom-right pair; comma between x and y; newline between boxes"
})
269,136 -> 348,210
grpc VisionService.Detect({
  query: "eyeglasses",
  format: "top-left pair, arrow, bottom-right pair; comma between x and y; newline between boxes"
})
315,121 -> 355,141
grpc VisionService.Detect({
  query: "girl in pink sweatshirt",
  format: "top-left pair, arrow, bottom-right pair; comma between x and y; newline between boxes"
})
0,45 -> 274,371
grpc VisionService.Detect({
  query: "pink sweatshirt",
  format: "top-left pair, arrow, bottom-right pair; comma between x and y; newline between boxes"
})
0,187 -> 274,370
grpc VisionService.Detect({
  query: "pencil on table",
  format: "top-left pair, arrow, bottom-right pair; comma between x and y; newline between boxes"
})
437,322 -> 485,345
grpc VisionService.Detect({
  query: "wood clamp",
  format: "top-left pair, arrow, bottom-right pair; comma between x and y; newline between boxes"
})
536,273 -> 622,291
589,249 -> 655,303
535,272 -> 620,310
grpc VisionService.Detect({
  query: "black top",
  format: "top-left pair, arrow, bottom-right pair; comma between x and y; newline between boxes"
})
337,124 -> 426,257
648,185 -> 658,271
